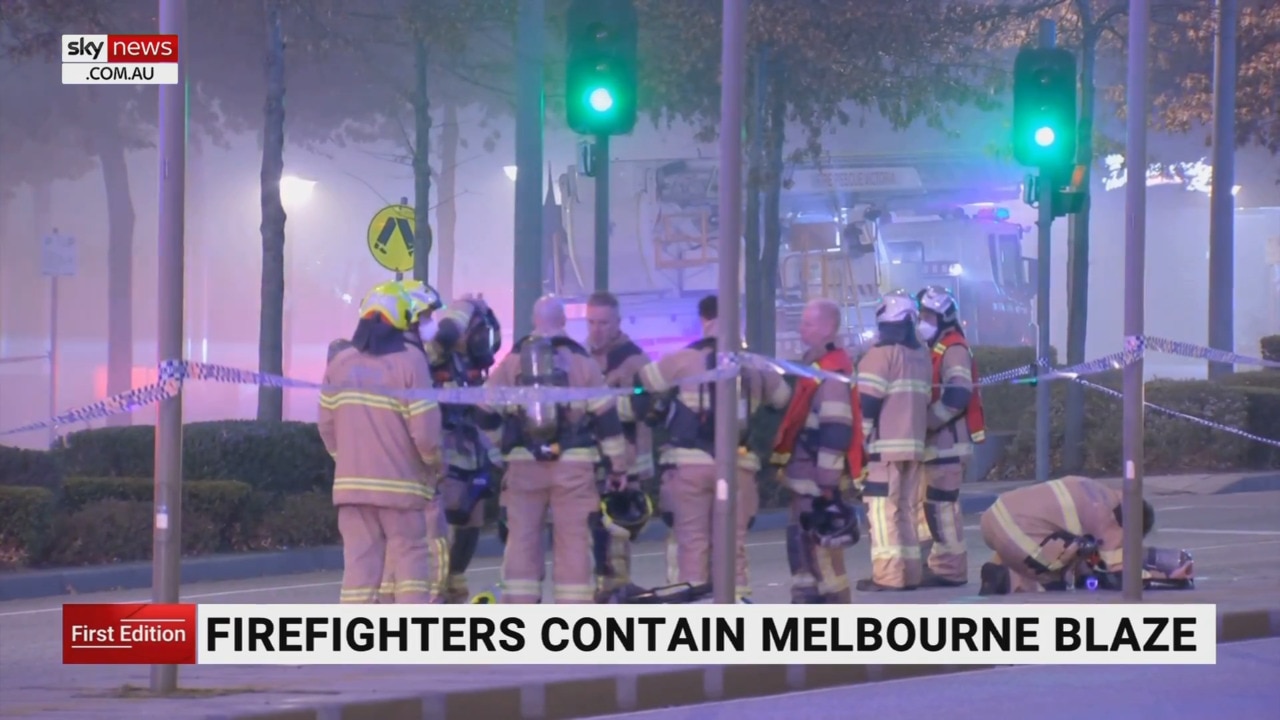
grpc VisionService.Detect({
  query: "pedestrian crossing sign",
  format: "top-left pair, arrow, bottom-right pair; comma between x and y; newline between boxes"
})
366,204 -> 418,273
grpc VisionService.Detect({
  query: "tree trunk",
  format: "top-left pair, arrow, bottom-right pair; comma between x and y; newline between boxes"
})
92,122 -> 136,424
257,0 -> 287,424
437,100 -> 459,300
758,63 -> 788,358
1062,25 -> 1097,473
743,47 -> 766,352
412,32 -> 433,284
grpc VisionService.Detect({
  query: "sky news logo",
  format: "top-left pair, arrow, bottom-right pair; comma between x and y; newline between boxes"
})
61,34 -> 180,85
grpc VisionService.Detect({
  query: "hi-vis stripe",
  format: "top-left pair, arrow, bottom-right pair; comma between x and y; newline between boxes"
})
333,477 -> 435,500
319,390 -> 437,419
990,480 -> 1083,573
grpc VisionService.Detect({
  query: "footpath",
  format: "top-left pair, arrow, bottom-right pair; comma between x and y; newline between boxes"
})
3,470 -> 1278,602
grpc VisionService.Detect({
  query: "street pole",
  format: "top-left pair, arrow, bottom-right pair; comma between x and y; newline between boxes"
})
151,0 -> 187,694
594,135 -> 611,292
1207,0 -> 1237,379
712,0 -> 747,605
48,276 -> 59,449
1034,19 -> 1055,484
1121,0 -> 1149,603
513,0 -> 546,339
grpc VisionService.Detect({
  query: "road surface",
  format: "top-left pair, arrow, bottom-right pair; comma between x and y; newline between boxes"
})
586,637 -> 1280,720
0,491 -> 1276,717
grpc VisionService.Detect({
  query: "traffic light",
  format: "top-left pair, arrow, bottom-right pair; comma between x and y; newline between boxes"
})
1012,47 -> 1077,170
566,0 -> 638,137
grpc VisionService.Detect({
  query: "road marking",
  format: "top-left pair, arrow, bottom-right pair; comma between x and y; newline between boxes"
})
0,540 -> 791,618
1187,539 -> 1280,552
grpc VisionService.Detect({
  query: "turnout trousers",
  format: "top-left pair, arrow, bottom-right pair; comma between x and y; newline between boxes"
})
338,505 -> 434,604
979,502 -> 1063,593
862,461 -> 924,589
377,498 -> 450,603
786,489 -> 852,604
660,464 -> 754,599
916,459 -> 968,583
501,461 -> 599,603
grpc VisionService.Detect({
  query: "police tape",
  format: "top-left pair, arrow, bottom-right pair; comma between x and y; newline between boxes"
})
1,335 -> 1275,440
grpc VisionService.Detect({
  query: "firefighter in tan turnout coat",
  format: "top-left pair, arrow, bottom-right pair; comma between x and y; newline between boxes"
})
854,293 -> 932,592
319,282 -> 444,604
479,295 -> 630,604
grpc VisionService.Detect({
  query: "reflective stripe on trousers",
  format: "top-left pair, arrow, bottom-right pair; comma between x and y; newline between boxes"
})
862,461 -> 924,589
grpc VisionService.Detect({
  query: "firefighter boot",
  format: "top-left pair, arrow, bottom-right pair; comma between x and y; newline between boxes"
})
786,524 -> 825,603
444,527 -> 481,603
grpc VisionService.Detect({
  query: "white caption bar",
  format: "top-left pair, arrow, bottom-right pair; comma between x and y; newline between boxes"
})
196,603 -> 1218,666
62,63 -> 178,85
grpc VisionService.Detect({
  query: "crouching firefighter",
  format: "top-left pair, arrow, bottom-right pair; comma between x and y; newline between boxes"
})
914,286 -> 986,588
769,298 -> 866,603
631,296 -> 792,601
430,296 -> 504,602
477,295 -> 629,603
586,291 -> 656,602
319,282 -> 444,604
978,475 -> 1174,595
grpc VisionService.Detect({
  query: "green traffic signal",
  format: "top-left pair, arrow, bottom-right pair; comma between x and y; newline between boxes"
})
1012,47 -> 1077,169
588,87 -> 615,113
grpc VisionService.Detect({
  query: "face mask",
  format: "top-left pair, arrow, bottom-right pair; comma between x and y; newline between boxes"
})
918,321 -> 938,340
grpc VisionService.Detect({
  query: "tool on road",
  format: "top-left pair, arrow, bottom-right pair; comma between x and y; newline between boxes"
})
1072,537 -> 1195,591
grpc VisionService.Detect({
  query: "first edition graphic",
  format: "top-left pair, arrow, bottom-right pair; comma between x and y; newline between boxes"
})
61,34 -> 180,85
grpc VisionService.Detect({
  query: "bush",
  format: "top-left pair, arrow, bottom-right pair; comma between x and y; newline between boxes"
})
57,420 -> 334,497
972,345 -> 1058,434
45,499 -> 223,567
1217,371 -> 1280,469
62,477 -> 256,549
241,491 -> 339,551
0,445 -> 64,493
995,372 -> 1260,478
0,486 -> 56,569
1261,335 -> 1280,364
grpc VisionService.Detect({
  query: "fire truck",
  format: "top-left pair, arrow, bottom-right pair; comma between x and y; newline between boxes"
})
549,153 -> 1037,358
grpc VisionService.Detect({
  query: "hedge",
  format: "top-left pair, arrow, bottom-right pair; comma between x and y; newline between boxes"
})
0,445 -> 63,493
994,370 -> 1280,478
56,420 -> 334,496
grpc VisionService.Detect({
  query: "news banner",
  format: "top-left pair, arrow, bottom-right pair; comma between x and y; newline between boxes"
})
63,604 -> 1217,666
62,34 -> 180,85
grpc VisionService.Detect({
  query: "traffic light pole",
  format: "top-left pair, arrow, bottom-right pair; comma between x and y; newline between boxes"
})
1034,19 -> 1055,484
514,0 -> 546,339
594,135 -> 610,291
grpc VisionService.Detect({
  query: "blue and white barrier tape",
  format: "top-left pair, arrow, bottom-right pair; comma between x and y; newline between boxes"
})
3,335 -> 1276,440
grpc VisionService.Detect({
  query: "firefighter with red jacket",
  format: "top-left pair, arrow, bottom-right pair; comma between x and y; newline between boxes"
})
914,286 -> 985,587
769,298 -> 865,603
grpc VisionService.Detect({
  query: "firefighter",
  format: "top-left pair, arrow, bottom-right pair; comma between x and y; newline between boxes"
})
914,286 -> 985,587
769,298 -> 865,603
631,294 -> 791,601
318,282 -> 444,604
978,476 -> 1167,594
478,295 -> 630,604
433,295 -> 504,602
854,292 -> 933,592
585,290 -> 654,602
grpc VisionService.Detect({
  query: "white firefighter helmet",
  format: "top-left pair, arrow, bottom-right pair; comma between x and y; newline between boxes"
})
916,285 -> 959,325
875,292 -> 919,325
